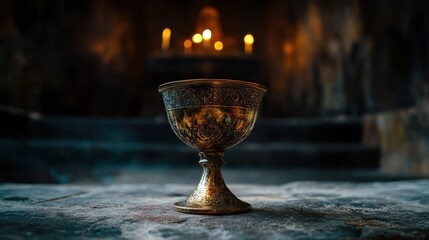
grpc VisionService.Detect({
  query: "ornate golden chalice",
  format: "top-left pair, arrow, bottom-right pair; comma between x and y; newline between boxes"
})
159,79 -> 267,215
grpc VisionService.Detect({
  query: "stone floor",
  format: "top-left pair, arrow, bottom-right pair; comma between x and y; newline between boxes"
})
1,180 -> 428,239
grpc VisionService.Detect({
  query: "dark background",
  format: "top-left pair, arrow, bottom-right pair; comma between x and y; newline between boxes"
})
1,0 -> 429,183
1,0 -> 428,117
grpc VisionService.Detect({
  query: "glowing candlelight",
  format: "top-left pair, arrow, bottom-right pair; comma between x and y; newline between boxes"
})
202,29 -> 212,40
202,29 -> 212,49
214,41 -> 223,51
161,28 -> 171,51
192,33 -> 203,44
244,34 -> 254,55
184,39 -> 192,54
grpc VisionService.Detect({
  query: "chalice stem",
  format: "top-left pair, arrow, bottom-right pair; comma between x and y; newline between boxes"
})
173,151 -> 251,214
197,151 -> 228,192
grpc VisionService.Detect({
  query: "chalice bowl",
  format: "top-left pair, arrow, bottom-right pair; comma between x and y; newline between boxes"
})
159,79 -> 267,215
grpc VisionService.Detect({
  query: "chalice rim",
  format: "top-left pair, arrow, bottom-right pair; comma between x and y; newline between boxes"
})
158,79 -> 267,93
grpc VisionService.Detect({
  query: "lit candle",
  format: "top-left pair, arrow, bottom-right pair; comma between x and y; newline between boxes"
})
214,41 -> 223,51
244,34 -> 254,55
202,29 -> 212,49
184,39 -> 192,54
192,33 -> 202,44
161,28 -> 171,51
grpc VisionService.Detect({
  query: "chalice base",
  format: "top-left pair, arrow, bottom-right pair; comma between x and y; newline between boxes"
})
173,195 -> 252,215
173,152 -> 252,215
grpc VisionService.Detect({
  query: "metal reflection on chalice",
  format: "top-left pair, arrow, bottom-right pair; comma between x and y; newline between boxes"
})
159,79 -> 267,215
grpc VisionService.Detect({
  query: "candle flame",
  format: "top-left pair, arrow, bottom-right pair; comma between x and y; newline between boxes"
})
184,39 -> 192,54
184,39 -> 192,48
202,29 -> 212,40
244,34 -> 254,45
192,33 -> 203,43
214,41 -> 223,51
244,34 -> 254,54
162,28 -> 171,50
162,28 -> 171,38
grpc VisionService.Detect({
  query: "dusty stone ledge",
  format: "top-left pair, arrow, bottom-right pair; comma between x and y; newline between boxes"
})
0,180 -> 428,239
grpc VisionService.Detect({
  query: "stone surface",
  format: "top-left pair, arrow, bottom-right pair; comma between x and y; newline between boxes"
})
1,180 -> 428,239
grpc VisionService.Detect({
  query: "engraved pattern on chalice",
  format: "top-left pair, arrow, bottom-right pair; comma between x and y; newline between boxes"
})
159,79 -> 267,215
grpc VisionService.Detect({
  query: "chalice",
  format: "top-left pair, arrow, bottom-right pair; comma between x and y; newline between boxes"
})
159,79 -> 267,215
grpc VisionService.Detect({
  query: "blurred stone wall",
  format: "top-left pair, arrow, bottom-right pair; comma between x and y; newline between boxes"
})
265,0 -> 429,117
363,102 -> 429,176
0,0 -> 428,117
0,0 -> 149,116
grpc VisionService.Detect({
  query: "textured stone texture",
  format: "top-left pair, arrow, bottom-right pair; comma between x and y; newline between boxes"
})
1,180 -> 429,239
